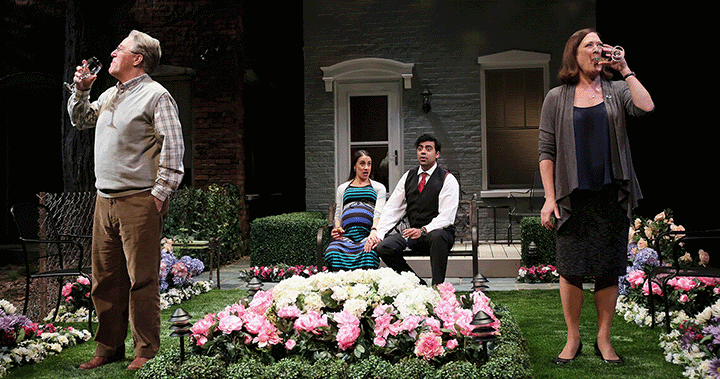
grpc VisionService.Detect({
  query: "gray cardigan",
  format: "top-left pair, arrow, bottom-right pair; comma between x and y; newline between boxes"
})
538,79 -> 650,228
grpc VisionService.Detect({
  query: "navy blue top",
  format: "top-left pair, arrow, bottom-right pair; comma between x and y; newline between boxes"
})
573,102 -> 613,190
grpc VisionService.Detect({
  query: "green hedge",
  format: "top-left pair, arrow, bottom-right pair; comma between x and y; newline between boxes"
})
249,212 -> 328,267
164,183 -> 245,265
519,217 -> 556,267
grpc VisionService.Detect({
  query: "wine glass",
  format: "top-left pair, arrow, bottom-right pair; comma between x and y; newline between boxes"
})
80,57 -> 102,79
594,45 -> 624,63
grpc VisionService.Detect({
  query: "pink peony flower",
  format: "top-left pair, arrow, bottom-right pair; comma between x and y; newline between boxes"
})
61,283 -> 73,298
414,332 -> 445,360
285,339 -> 296,350
294,310 -> 329,335
627,270 -> 646,288
336,324 -> 360,350
217,315 -> 243,334
191,314 -> 217,342
278,305 -> 302,319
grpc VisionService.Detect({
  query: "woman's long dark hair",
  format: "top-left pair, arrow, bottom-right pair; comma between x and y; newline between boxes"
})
558,28 -> 613,84
347,150 -> 371,181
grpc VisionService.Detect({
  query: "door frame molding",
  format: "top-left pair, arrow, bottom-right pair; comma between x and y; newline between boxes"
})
321,58 -> 414,191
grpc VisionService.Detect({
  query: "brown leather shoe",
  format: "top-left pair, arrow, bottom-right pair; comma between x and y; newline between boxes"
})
78,356 -> 111,370
78,350 -> 125,370
127,357 -> 151,370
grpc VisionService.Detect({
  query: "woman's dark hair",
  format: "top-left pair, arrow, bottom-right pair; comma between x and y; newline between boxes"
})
348,150 -> 371,181
558,28 -> 612,84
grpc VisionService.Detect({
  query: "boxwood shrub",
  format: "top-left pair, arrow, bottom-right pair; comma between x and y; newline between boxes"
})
164,183 -> 245,265
249,212 -> 329,267
519,216 -> 556,267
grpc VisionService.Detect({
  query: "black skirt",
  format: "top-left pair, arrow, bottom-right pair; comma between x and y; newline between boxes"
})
555,186 -> 628,277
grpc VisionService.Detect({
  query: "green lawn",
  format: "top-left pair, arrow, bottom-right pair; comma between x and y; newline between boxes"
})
4,289 -> 685,378
487,290 -> 684,379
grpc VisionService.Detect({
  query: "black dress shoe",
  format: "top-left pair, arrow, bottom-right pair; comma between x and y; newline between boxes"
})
553,341 -> 582,364
594,341 -> 624,364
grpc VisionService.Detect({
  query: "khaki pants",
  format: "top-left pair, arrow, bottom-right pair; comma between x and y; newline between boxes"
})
90,191 -> 163,359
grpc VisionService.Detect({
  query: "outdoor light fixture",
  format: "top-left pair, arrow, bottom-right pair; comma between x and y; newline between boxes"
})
472,273 -> 489,292
421,88 -> 432,113
528,241 -> 538,257
246,276 -> 264,298
471,310 -> 497,355
169,308 -> 193,362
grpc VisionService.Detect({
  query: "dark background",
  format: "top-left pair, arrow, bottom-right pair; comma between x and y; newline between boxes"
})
0,1 -> 713,246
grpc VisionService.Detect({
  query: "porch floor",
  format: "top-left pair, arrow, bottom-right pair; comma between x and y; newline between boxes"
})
383,243 -> 522,279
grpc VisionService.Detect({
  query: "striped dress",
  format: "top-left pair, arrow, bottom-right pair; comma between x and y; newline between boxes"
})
324,184 -> 380,270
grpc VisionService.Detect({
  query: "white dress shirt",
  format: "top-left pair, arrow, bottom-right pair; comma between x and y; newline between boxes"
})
376,163 -> 459,240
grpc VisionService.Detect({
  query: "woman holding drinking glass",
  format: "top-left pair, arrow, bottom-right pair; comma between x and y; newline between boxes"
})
538,28 -> 654,365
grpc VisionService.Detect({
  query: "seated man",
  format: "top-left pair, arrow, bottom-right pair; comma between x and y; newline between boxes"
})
367,134 -> 459,285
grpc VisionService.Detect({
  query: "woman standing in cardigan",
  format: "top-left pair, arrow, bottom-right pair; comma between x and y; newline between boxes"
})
538,28 -> 654,365
324,150 -> 386,271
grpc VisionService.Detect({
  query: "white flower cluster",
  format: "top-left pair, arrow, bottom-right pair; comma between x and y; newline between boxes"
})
271,268 -> 441,318
160,280 -> 214,309
0,301 -> 16,316
0,327 -> 91,377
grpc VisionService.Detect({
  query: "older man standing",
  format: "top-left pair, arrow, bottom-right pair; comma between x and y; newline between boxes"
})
67,30 -> 184,371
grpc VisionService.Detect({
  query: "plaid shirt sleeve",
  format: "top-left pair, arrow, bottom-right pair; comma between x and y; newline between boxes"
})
67,88 -> 100,129
151,93 -> 185,202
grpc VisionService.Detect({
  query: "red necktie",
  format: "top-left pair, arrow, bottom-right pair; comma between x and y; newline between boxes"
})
418,172 -> 427,193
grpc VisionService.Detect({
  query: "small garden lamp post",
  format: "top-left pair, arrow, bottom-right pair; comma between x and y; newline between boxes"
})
472,273 -> 489,292
169,307 -> 193,362
471,310 -> 497,356
246,276 -> 264,298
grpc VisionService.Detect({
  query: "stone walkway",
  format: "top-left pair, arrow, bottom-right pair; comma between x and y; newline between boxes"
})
209,259 -> 559,292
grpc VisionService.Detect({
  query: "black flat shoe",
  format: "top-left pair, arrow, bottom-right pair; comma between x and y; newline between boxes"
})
553,341 -> 582,364
594,341 -> 624,364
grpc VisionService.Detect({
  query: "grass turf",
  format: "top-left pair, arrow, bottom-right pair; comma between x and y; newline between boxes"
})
486,289 -> 685,379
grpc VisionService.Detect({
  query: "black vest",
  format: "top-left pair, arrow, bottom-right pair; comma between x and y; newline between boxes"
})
404,166 -> 448,228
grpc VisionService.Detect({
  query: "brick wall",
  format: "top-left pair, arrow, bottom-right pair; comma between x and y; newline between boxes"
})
303,0 -> 595,240
125,0 -> 248,233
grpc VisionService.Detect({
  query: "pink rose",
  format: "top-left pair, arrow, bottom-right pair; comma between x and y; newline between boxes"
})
679,294 -> 690,303
77,276 -> 91,286
446,339 -> 458,349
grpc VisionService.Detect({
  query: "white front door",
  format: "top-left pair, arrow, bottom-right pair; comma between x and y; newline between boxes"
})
336,81 -> 403,193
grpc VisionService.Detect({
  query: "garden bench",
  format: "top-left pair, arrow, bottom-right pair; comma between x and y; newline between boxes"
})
316,198 -> 479,277
647,229 -> 720,332
172,238 -> 222,289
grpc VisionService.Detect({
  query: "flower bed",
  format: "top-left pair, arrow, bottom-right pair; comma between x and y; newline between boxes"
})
0,299 -> 92,377
239,264 -> 326,283
616,210 -> 720,378
516,264 -> 559,283
138,269 -> 530,378
46,238 -> 212,323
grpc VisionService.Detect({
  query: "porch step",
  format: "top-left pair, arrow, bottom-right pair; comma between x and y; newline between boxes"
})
380,243 -> 522,279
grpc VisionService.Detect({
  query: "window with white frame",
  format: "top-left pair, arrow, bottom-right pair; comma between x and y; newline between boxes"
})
478,50 -> 550,194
